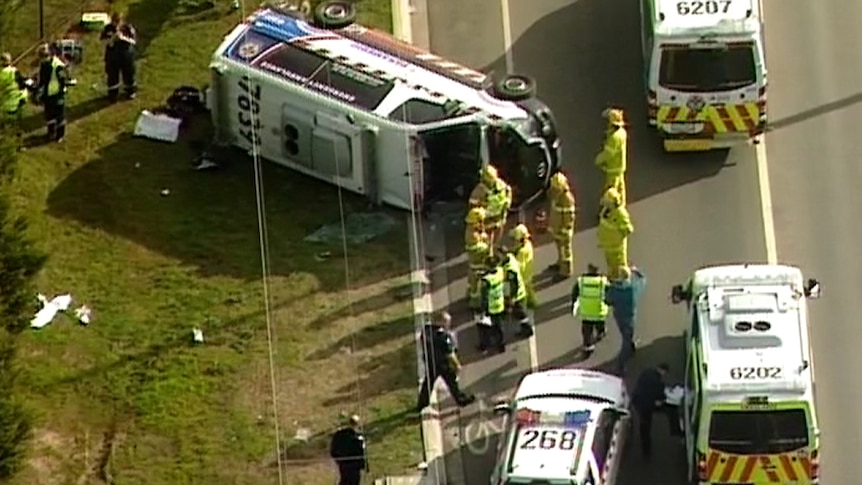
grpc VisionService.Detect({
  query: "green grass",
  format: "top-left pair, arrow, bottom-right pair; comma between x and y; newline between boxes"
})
2,0 -> 422,484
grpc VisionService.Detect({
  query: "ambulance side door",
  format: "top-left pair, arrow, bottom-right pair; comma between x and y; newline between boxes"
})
683,308 -> 701,477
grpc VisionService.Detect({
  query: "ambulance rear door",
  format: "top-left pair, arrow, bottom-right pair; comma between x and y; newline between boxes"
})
682,308 -> 703,482
651,37 -> 765,140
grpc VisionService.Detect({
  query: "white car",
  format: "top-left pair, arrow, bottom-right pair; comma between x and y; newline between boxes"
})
490,368 -> 632,485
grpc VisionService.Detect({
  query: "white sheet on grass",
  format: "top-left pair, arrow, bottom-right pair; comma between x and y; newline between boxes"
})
134,110 -> 181,142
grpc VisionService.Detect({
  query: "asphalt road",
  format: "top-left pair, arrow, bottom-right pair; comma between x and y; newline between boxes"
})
417,0 -> 862,482
762,0 -> 862,480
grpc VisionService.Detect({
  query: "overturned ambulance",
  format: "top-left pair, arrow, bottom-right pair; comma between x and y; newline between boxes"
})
207,1 -> 561,211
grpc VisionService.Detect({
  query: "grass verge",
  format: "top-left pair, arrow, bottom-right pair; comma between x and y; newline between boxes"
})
3,0 -> 421,483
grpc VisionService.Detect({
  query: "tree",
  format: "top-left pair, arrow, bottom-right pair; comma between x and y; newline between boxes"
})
0,91 -> 48,478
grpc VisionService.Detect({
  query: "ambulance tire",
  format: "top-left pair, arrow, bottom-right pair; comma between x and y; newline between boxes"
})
492,74 -> 536,102
313,0 -> 357,29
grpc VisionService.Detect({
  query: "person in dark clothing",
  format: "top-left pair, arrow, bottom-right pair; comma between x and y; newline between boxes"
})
632,363 -> 681,459
36,44 -> 68,143
604,265 -> 647,375
418,311 -> 475,410
100,13 -> 137,102
329,414 -> 368,485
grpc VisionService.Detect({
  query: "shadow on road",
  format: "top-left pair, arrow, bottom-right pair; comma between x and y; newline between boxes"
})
767,91 -> 862,132
478,0 -> 729,231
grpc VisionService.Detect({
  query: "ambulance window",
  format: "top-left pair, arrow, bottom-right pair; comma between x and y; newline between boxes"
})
708,409 -> 809,455
658,43 -> 756,92
389,99 -> 451,124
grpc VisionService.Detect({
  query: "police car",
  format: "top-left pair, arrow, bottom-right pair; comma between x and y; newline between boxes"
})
207,1 -> 561,211
671,265 -> 822,485
490,368 -> 631,485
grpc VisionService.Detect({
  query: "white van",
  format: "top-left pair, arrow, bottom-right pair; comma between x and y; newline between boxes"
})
639,0 -> 767,152
207,1 -> 562,210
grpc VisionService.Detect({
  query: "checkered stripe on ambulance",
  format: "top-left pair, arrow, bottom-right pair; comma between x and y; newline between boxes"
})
681,265 -> 821,485
640,0 -> 767,151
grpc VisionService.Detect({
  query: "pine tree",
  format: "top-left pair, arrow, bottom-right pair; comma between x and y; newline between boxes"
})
0,86 -> 48,478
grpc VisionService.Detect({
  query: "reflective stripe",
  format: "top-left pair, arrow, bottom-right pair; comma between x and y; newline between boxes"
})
47,57 -> 65,96
708,451 -> 810,483
577,275 -> 608,319
656,102 -> 761,134
484,268 -> 505,314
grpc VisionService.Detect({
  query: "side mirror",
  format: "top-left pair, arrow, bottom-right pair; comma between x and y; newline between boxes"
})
804,278 -> 821,299
615,407 -> 631,418
493,402 -> 511,416
671,284 -> 687,304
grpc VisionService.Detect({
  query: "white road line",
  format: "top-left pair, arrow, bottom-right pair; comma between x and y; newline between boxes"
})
755,142 -> 778,264
500,0 -> 515,73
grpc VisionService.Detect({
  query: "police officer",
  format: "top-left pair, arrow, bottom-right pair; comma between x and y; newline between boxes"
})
547,171 -> 576,280
502,249 -> 533,338
632,363 -> 681,459
465,207 -> 492,311
478,257 -> 506,354
329,414 -> 368,485
595,108 -> 628,206
0,52 -> 28,131
510,224 -> 536,309
418,311 -> 475,410
101,13 -> 137,102
36,44 -> 68,143
605,265 -> 647,375
571,263 -> 609,355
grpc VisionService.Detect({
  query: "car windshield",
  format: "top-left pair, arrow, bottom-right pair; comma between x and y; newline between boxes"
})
489,126 -> 549,208
659,43 -> 757,92
708,409 -> 810,454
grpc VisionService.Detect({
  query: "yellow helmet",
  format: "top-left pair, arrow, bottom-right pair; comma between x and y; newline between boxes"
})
551,172 -> 568,189
510,224 -> 530,240
602,108 -> 625,126
602,187 -> 622,207
465,207 -> 487,224
480,165 -> 499,184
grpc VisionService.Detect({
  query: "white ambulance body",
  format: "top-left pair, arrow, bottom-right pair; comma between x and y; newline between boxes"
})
640,0 -> 767,152
207,3 -> 561,210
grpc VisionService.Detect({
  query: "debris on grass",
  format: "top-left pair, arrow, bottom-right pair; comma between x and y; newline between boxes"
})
74,305 -> 92,325
193,327 -> 205,343
305,212 -> 397,244
133,110 -> 182,142
31,294 -> 72,328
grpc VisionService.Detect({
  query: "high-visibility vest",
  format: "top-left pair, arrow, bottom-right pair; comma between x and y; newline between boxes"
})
577,275 -> 609,320
514,240 -> 534,283
503,254 -> 527,302
46,57 -> 65,96
0,66 -> 24,113
484,267 -> 506,314
485,181 -> 510,216
466,235 -> 490,269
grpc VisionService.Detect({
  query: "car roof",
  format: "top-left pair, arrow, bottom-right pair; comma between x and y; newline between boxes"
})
514,368 -> 626,406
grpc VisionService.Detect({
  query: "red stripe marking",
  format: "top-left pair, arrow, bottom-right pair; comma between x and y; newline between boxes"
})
687,107 -> 699,121
779,455 -> 799,481
667,107 -> 680,121
760,456 -> 781,482
738,455 -> 758,482
800,457 -> 812,479
706,451 -> 721,478
735,104 -> 755,131
714,105 -> 733,132
706,451 -> 718,479
719,455 -> 738,482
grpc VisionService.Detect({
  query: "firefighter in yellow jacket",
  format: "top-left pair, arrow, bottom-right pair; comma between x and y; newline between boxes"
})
594,108 -> 628,206
547,172 -> 576,279
597,187 -> 633,279
465,207 -> 492,311
469,165 -> 512,246
510,224 -> 536,309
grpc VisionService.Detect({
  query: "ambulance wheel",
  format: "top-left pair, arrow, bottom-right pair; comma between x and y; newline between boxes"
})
492,74 -> 536,102
313,0 -> 357,29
